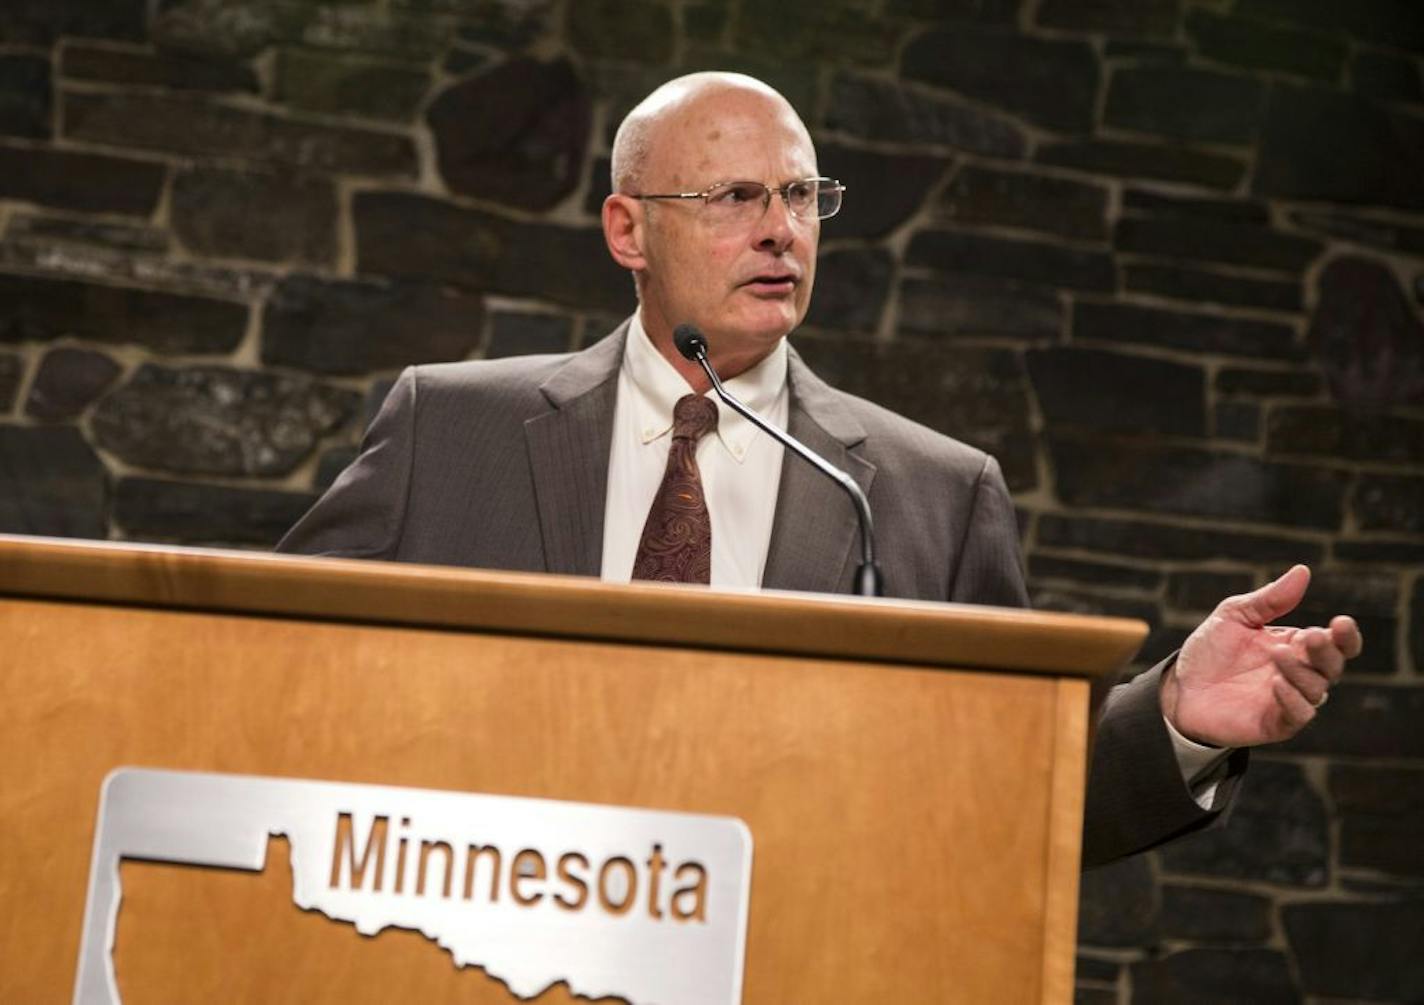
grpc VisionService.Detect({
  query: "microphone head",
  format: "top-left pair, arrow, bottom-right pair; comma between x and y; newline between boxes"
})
673,323 -> 708,361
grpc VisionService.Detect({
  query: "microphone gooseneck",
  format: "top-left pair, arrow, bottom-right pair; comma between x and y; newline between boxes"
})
673,323 -> 884,598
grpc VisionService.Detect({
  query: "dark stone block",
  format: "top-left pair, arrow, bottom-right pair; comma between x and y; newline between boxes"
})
1028,554 -> 1161,590
793,337 -> 1038,491
568,0 -> 673,64
7,214 -> 168,253
1123,188 -> 1268,224
1074,989 -> 1117,1005
24,348 -> 121,421
1130,949 -> 1300,1004
1237,0 -> 1424,53
363,378 -> 396,429
1416,579 -> 1424,676
1036,513 -> 1325,565
1290,209 -> 1424,256
1352,48 -> 1424,103
736,0 -> 903,66
63,91 -> 418,178
1216,368 -> 1322,398
1104,40 -> 1186,62
442,46 -> 493,76
1284,900 -> 1424,1002
908,231 -> 1115,292
1028,347 -> 1205,436
1037,0 -> 1179,36
583,155 -> 612,217
0,354 -> 19,411
315,445 -> 358,491
1185,10 -> 1346,80
1137,624 -> 1191,667
940,165 -> 1108,241
1159,885 -> 1272,942
114,477 -> 316,547
0,144 -> 164,217
486,311 -> 573,358
1029,585 -> 1158,624
171,167 -> 336,266
1115,218 -> 1321,273
276,49 -> 429,121
1075,956 -> 1120,984
1280,682 -> 1424,756
684,2 -> 729,41
91,364 -> 359,477
1332,763 -> 1424,878
1073,302 -> 1303,361
902,28 -> 1100,133
61,43 -> 259,93
264,275 -> 483,375
885,0 -> 1020,20
1308,256 -> 1424,408
1160,759 -> 1327,886
1125,265 -> 1301,313
1105,66 -> 1264,145
1254,85 -> 1424,211
450,0 -> 556,52
0,0 -> 145,44
1214,400 -> 1260,441
898,275 -> 1061,341
1333,538 -> 1424,565
0,425 -> 106,538
802,249 -> 892,334
816,142 -> 948,240
1267,405 -> 1424,464
1353,474 -> 1424,534
1077,855 -> 1158,948
427,58 -> 590,211
0,274 -> 247,354
1049,436 -> 1347,529
354,192 -> 636,314
825,73 -> 1027,157
1166,570 -> 1254,613
1037,139 -> 1245,189
0,55 -> 51,139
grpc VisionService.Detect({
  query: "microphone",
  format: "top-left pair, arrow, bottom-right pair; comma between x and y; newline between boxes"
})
674,323 -> 884,598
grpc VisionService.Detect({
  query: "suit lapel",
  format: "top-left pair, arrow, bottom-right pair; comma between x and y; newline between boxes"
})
762,349 -> 876,595
523,325 -> 627,576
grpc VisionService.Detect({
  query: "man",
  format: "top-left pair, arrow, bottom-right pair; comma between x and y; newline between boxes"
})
279,73 -> 1362,866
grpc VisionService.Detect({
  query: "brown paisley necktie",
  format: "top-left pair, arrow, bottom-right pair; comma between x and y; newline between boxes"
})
631,393 -> 719,584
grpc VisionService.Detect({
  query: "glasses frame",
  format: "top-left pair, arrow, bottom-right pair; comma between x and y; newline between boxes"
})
632,176 -> 846,222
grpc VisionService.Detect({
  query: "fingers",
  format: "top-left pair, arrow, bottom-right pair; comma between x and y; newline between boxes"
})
1272,675 -> 1318,732
1330,615 -> 1363,660
1229,564 -> 1311,627
1299,627 -> 1347,684
1271,641 -> 1331,706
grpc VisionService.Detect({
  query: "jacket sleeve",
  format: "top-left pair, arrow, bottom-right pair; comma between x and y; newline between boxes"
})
943,453 -> 1246,867
275,366 -> 418,560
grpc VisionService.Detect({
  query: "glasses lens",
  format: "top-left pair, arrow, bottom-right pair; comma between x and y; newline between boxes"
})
785,179 -> 818,217
706,181 -> 769,216
815,180 -> 843,220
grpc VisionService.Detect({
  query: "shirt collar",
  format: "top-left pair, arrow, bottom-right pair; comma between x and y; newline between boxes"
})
624,311 -> 788,463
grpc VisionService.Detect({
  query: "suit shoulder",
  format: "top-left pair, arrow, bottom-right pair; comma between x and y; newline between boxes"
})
407,353 -> 575,409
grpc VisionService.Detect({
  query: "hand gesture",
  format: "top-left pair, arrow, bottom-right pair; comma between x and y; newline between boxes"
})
1160,565 -> 1362,748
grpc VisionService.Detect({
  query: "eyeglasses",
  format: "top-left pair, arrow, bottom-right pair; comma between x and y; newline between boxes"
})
633,177 -> 846,226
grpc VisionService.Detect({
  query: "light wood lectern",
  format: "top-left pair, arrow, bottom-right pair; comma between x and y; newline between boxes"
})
0,534 -> 1145,1004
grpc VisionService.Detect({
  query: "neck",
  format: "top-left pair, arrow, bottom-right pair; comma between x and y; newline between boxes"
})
640,312 -> 776,394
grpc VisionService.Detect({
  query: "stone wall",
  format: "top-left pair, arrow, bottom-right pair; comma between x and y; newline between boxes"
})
1,0 -> 1421,1000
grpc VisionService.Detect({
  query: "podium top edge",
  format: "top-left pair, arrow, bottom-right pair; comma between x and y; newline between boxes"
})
0,534 -> 1147,678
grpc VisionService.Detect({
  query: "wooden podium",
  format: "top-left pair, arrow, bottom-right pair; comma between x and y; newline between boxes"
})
0,535 -> 1145,1003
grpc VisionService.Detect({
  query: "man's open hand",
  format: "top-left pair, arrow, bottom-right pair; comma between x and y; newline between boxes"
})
1161,565 -> 1363,748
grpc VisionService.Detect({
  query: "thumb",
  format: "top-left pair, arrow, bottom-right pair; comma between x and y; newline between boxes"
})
1230,564 -> 1311,627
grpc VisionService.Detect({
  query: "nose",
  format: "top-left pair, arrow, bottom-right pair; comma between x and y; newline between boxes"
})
752,187 -> 797,253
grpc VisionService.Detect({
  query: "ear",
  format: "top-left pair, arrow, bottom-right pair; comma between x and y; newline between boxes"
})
602,194 -> 648,273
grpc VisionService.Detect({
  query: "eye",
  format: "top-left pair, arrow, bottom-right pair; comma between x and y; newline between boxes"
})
708,182 -> 764,206
786,180 -> 816,205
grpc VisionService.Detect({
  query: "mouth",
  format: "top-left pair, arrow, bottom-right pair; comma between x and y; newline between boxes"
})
740,273 -> 800,296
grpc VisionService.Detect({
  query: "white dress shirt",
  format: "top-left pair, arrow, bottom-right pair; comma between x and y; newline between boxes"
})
600,312 -> 788,587
599,310 -> 1229,807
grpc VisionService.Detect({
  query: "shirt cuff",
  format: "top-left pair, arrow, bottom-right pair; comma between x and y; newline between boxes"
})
1164,714 -> 1234,810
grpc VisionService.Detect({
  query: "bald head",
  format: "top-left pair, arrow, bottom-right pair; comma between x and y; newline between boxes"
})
611,72 -> 813,194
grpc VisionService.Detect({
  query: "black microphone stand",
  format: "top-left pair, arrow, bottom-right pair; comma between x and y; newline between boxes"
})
675,325 -> 885,598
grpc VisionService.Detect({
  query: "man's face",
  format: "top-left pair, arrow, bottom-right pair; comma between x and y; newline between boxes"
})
634,91 -> 819,368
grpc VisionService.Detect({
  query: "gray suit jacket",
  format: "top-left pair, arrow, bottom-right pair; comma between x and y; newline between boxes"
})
280,322 -> 1240,866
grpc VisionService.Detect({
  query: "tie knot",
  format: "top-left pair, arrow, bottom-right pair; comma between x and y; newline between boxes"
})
671,393 -> 718,442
